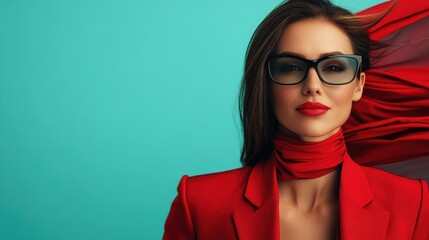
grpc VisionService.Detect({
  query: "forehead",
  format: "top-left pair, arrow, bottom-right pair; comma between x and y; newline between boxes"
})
276,18 -> 354,59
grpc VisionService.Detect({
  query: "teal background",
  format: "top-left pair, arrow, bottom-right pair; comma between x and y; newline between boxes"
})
0,0 -> 385,239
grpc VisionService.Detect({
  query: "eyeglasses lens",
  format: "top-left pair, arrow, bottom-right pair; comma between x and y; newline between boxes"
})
269,56 -> 358,85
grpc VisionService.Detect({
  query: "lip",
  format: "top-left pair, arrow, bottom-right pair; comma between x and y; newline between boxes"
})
296,102 -> 329,117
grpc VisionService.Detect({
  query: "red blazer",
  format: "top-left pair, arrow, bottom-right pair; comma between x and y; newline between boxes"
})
163,156 -> 429,240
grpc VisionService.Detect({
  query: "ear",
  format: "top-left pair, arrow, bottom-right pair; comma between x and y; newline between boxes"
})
352,72 -> 365,101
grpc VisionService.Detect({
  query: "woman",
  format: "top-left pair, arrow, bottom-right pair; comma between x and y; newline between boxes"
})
163,0 -> 429,239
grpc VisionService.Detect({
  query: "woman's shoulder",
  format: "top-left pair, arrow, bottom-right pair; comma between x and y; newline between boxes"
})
180,165 -> 253,193
360,165 -> 428,208
359,165 -> 429,238
360,164 -> 427,191
172,166 -> 255,215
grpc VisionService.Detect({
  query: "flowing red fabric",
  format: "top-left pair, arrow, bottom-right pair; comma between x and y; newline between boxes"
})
343,0 -> 429,167
273,129 -> 345,180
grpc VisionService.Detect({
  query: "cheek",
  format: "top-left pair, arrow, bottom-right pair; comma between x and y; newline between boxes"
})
328,86 -> 356,112
271,86 -> 303,131
271,86 -> 299,113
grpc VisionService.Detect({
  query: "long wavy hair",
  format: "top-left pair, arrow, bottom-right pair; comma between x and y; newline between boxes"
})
239,0 -> 395,166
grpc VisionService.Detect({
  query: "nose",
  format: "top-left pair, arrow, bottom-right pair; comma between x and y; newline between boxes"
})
302,68 -> 322,96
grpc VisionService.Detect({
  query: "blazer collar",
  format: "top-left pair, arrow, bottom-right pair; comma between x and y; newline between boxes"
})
233,156 -> 280,240
232,154 -> 390,240
338,154 -> 390,240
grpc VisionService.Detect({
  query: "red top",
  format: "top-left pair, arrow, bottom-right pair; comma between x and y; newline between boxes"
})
163,155 -> 429,239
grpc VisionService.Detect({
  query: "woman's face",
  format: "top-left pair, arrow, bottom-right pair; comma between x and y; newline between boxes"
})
271,18 -> 365,142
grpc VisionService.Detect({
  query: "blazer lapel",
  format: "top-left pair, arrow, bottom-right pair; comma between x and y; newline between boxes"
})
232,157 -> 280,240
232,153 -> 391,240
339,154 -> 390,240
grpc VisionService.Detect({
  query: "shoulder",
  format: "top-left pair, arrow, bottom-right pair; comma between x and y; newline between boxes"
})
175,165 -> 259,218
360,165 -> 426,195
360,165 -> 427,205
164,167 -> 254,237
362,166 -> 428,221
170,166 -> 255,230
187,166 -> 252,187
179,166 -> 253,202
360,166 -> 429,238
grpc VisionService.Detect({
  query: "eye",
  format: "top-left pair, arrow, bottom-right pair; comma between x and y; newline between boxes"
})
323,65 -> 344,72
278,64 -> 303,73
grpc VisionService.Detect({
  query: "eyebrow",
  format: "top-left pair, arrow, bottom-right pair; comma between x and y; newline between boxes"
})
276,51 -> 345,59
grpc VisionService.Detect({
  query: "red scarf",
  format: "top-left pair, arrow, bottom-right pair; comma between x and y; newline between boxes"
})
345,0 -> 429,167
273,128 -> 346,181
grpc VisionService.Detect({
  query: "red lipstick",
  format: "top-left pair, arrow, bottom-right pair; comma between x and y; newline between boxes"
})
296,102 -> 329,117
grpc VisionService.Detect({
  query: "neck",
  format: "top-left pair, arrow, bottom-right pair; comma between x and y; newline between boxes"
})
278,167 -> 341,211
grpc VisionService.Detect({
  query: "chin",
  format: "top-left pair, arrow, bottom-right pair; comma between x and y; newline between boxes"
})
277,114 -> 348,141
289,125 -> 341,142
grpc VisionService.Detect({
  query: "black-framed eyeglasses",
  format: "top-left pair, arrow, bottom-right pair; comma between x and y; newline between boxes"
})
267,54 -> 362,85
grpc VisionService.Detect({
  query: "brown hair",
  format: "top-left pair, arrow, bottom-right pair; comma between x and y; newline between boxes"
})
239,0 -> 394,166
